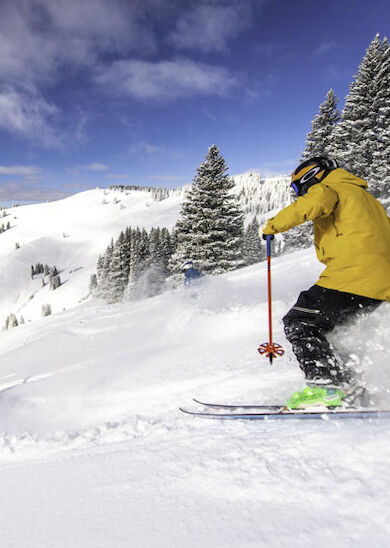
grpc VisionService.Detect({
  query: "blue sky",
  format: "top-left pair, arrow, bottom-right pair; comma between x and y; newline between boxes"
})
0,0 -> 389,201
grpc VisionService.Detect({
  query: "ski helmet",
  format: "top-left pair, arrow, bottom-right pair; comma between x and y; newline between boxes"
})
291,157 -> 339,196
181,260 -> 193,271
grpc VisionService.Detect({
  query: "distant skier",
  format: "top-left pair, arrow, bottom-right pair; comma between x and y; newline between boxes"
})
181,261 -> 204,287
262,157 -> 390,409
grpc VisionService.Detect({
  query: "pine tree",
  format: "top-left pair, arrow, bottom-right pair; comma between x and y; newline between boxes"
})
8,314 -> 18,328
50,275 -> 61,290
368,37 -> 390,205
301,89 -> 340,160
89,274 -> 98,292
329,34 -> 383,177
105,232 -> 128,303
97,239 -> 114,299
243,217 -> 264,265
160,228 -> 173,276
41,304 -> 52,317
171,145 -> 244,275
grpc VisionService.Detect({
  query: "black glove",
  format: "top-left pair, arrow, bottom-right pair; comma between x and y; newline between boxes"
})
262,234 -> 275,241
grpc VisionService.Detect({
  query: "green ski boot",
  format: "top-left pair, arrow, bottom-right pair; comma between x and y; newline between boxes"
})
286,386 -> 345,410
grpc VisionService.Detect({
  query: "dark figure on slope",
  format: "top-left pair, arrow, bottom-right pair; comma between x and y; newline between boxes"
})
181,261 -> 204,287
263,157 -> 390,409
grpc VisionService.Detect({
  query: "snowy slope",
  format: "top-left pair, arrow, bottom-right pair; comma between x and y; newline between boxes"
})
0,247 -> 389,547
0,187 -> 183,324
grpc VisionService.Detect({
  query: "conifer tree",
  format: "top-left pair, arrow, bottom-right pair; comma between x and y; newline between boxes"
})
105,232 -> 129,303
243,217 -> 264,265
160,228 -> 173,276
368,37 -> 390,204
171,145 -> 244,275
9,314 -> 18,328
97,239 -> 114,298
41,304 -> 52,317
301,89 -> 340,160
329,34 -> 383,177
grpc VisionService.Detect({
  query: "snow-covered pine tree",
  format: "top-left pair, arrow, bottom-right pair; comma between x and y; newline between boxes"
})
8,313 -> 18,328
329,34 -> 383,177
160,228 -> 173,277
243,216 -> 264,265
3,315 -> 9,330
96,254 -> 104,281
50,275 -> 61,290
97,239 -> 114,299
368,37 -> 390,205
124,228 -> 147,301
41,304 -> 52,317
148,227 -> 162,264
105,231 -> 129,303
171,145 -> 244,275
89,274 -> 98,292
301,89 -> 340,160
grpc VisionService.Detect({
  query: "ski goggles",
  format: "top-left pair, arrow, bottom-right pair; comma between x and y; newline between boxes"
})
291,182 -> 300,196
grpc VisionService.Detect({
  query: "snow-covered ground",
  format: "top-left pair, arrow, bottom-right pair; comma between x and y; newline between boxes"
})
0,247 -> 389,547
0,187 -> 182,325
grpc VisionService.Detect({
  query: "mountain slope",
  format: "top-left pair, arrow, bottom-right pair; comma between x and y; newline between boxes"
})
0,187 -> 183,323
0,247 -> 389,547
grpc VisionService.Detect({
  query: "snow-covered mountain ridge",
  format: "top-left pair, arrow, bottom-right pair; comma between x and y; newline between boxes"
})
0,172 -> 290,325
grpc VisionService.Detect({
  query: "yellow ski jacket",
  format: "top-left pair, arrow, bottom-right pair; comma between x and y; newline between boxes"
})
264,168 -> 390,301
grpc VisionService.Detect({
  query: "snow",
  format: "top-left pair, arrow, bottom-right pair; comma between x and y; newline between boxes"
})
0,188 -> 183,323
0,239 -> 389,547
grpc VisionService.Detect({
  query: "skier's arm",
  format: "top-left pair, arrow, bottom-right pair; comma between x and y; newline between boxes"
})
263,184 -> 338,234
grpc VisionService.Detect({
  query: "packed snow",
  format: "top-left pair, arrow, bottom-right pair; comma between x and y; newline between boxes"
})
0,238 -> 389,546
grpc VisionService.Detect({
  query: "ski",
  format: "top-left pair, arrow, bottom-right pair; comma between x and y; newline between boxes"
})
192,398 -> 283,411
180,407 -> 390,420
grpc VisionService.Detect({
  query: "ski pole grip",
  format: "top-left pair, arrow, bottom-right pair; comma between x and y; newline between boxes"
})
265,234 -> 274,256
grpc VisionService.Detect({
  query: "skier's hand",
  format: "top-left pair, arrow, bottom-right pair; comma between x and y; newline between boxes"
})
259,225 -> 274,241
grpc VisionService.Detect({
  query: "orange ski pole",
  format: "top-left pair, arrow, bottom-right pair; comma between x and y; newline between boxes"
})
258,235 -> 284,364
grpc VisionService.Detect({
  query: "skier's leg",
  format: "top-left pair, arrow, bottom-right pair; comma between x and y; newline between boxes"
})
283,285 -> 382,387
283,285 -> 350,386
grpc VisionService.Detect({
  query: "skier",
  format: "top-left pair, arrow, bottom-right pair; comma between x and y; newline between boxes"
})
262,157 -> 390,409
181,260 -> 204,287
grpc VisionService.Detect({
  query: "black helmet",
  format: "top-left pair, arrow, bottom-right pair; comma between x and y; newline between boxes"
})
291,157 -> 339,196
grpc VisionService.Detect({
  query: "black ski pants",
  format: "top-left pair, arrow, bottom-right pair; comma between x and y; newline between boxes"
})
283,285 -> 382,385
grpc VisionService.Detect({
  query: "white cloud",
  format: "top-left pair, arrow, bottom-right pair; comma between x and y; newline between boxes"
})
169,2 -> 252,52
0,180 -> 67,202
0,0 -> 159,144
128,142 -> 162,155
0,165 -> 41,177
106,173 -> 132,180
313,41 -> 337,58
0,1 -> 254,144
96,58 -> 238,101
0,0 -> 157,85
82,163 -> 108,171
0,87 -> 61,147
